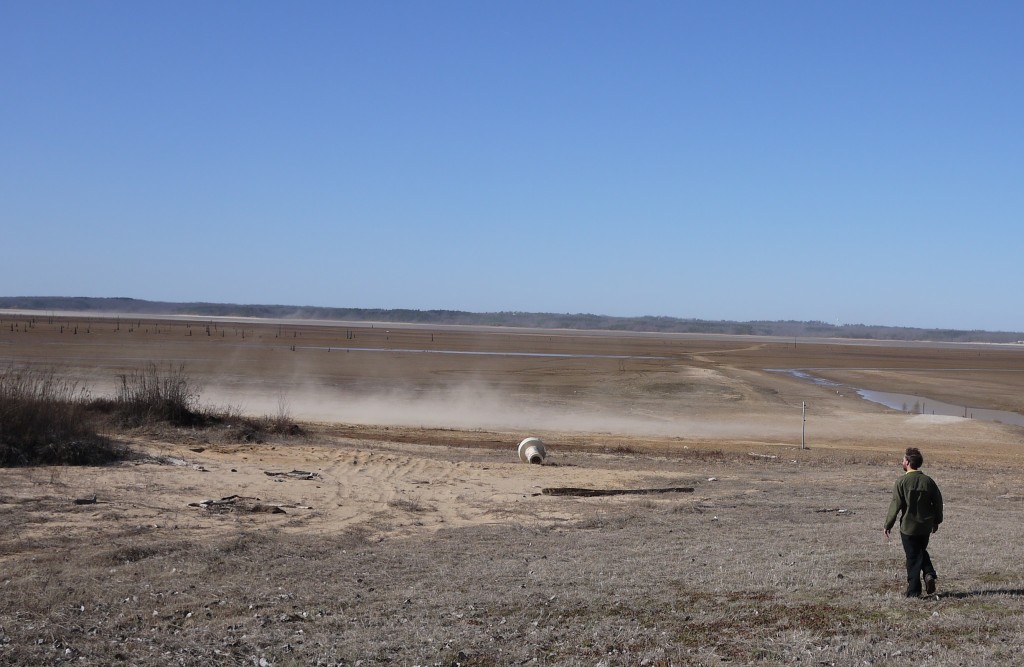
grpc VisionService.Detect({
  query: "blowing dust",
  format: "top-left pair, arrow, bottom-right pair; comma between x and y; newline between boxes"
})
201,382 -> 796,439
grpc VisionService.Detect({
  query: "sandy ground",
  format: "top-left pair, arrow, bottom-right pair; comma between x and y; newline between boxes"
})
2,312 -> 1024,554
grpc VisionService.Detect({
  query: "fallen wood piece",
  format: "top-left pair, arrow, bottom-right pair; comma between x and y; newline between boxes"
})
73,496 -> 98,505
188,495 -> 259,509
541,487 -> 694,497
264,470 -> 322,480
250,504 -> 286,514
748,452 -> 777,459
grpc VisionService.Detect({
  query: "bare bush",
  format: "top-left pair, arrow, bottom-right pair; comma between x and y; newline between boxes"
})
388,498 -> 430,513
222,396 -> 305,443
270,394 -> 298,433
113,363 -> 204,426
0,364 -> 123,466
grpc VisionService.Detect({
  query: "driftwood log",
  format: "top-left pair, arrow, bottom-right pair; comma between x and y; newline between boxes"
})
541,487 -> 694,497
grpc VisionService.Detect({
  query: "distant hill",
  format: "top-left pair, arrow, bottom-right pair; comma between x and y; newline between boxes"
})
2,296 -> 1022,344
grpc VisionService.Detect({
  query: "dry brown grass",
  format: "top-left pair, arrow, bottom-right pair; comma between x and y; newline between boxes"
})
0,364 -> 123,466
2,442 -> 1024,666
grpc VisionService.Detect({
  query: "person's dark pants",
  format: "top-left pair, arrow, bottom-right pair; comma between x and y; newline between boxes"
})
900,531 -> 936,596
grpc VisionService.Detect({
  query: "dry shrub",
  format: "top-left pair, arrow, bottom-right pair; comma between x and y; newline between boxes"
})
223,418 -> 305,444
113,363 -> 204,426
214,396 -> 304,443
0,364 -> 123,466
606,443 -> 639,454
105,543 -> 163,565
388,498 -> 430,513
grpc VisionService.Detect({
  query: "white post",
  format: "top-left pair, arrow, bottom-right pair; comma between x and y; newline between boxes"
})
801,402 -> 807,449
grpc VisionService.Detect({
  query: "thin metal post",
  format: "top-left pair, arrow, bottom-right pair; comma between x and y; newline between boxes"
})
801,402 -> 806,449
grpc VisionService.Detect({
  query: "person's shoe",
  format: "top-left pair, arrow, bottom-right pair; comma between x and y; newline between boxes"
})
924,574 -> 937,595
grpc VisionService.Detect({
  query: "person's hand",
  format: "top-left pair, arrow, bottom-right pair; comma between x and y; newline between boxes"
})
884,528 -> 891,540
932,525 -> 939,534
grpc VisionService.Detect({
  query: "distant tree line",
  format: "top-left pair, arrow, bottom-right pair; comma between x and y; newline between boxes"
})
1,296 -> 1021,344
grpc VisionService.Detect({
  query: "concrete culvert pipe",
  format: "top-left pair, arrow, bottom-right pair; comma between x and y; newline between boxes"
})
517,437 -> 546,464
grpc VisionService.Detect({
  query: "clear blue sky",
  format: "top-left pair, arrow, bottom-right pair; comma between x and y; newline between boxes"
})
3,2 -> 1022,331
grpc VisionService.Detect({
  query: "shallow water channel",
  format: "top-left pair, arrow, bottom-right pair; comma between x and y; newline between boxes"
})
770,369 -> 1024,428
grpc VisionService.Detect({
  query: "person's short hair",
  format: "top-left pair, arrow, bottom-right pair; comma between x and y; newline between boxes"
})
905,447 -> 924,469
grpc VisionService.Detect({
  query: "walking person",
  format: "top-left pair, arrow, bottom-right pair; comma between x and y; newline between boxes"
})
884,447 -> 943,598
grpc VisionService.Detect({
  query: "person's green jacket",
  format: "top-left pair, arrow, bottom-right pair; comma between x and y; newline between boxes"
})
885,470 -> 943,536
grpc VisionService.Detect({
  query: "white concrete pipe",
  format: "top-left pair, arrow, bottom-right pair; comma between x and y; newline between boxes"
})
517,437 -> 546,464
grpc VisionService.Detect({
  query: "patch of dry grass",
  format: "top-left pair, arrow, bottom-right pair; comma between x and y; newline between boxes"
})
0,364 -> 122,465
2,452 -> 1024,666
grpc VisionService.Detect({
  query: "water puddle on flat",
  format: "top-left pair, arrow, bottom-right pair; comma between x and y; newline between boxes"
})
770,369 -> 1024,427
855,389 -> 1024,427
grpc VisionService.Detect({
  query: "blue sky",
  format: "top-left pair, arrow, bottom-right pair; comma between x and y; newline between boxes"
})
3,2 -> 1022,331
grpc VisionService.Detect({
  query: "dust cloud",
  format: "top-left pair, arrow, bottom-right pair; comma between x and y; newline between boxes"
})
201,382 -> 797,439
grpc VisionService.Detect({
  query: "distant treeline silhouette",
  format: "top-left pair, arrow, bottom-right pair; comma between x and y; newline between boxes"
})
2,296 -> 1021,344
